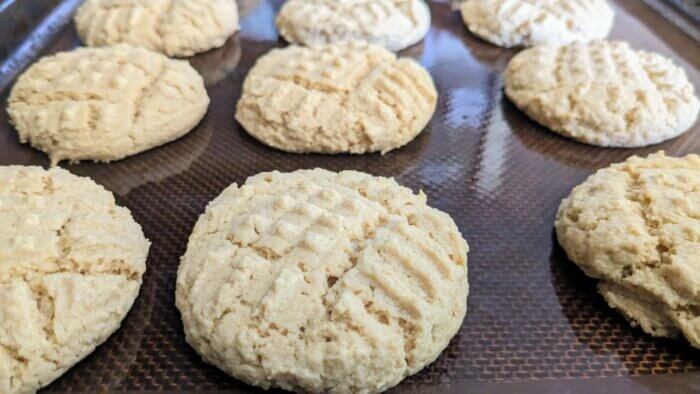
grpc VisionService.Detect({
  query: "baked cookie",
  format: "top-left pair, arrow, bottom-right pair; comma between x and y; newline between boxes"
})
505,40 -> 699,147
460,0 -> 614,47
74,0 -> 239,57
7,45 -> 209,165
176,169 -> 468,393
556,152 -> 700,348
0,166 -> 149,393
276,0 -> 430,51
598,282 -> 679,340
235,42 -> 437,154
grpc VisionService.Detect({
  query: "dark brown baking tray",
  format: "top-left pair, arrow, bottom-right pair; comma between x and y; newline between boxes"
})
1,0 -> 699,393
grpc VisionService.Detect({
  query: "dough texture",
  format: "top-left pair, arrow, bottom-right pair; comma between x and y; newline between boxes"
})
0,166 -> 150,394
460,0 -> 614,47
556,152 -> 700,348
598,282 -> 679,339
7,45 -> 210,165
74,0 -> 239,57
505,40 -> 699,147
235,42 -> 437,154
176,169 -> 468,393
276,0 -> 430,51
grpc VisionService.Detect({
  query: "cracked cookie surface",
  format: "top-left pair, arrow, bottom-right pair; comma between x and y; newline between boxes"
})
276,0 -> 430,51
235,42 -> 437,154
176,169 -> 468,393
460,0 -> 614,47
75,0 -> 239,57
0,166 -> 150,393
504,40 -> 699,147
7,45 -> 209,165
556,152 -> 700,348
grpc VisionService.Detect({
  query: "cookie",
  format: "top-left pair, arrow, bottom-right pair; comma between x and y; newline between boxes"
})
598,282 -> 679,340
276,0 -> 430,51
505,40 -> 699,147
555,152 -> 700,348
0,166 -> 149,393
460,0 -> 614,47
176,169 -> 468,393
601,277 -> 700,349
7,45 -> 210,165
235,42 -> 437,154
74,0 -> 239,57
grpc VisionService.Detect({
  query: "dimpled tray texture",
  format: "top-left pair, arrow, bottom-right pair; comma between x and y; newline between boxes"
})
0,0 -> 699,393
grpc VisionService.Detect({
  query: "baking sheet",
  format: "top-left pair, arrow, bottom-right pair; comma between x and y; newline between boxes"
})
0,0 -> 699,392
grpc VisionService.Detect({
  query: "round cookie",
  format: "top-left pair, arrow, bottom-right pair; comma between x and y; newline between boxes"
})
555,152 -> 700,348
74,0 -> 239,57
0,166 -> 149,393
235,42 -> 437,154
460,0 -> 614,47
504,40 -> 700,147
276,0 -> 431,51
7,45 -> 210,165
176,169 -> 469,393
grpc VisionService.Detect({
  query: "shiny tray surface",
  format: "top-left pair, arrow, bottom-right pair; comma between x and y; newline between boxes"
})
0,0 -> 699,392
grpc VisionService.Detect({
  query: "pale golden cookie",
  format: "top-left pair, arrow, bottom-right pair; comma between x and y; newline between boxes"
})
505,41 -> 699,147
599,282 -> 679,339
276,0 -> 431,51
235,42 -> 437,154
556,152 -> 700,348
7,45 -> 209,165
0,166 -> 149,393
75,0 -> 240,57
176,169 -> 468,393
461,0 -> 614,47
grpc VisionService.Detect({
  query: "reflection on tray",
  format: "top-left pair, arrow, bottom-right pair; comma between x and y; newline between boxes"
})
189,33 -> 242,87
82,125 -> 213,197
